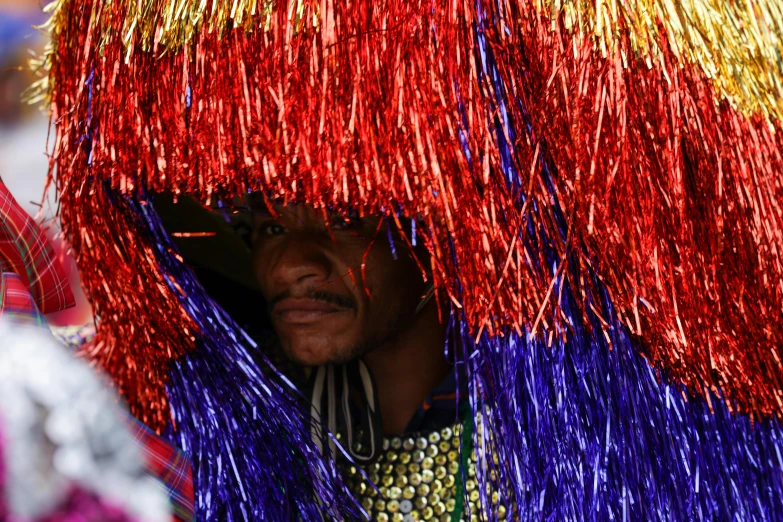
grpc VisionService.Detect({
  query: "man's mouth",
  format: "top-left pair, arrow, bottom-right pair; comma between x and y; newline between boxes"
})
272,297 -> 354,324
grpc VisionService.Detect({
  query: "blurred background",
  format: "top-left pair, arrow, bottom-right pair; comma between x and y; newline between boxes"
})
1,0 -> 91,325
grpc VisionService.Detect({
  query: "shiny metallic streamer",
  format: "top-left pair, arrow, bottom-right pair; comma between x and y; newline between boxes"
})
460,309 -> 783,521
41,0 -> 783,518
124,195 -> 363,520
40,0 -> 783,119
45,0 -> 783,420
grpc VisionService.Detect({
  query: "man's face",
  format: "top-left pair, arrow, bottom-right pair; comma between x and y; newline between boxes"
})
251,202 -> 427,366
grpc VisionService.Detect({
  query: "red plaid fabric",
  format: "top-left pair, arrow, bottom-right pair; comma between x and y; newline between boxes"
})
0,180 -> 195,521
127,416 -> 195,522
0,272 -> 46,325
0,178 -> 74,314
52,326 -> 197,522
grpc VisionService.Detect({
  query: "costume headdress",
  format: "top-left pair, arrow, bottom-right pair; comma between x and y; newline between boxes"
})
41,0 -> 783,519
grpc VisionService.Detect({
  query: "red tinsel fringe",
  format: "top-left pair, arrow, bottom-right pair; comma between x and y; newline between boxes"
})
48,0 -> 783,430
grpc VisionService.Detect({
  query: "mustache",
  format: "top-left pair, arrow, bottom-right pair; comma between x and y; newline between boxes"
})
268,290 -> 357,312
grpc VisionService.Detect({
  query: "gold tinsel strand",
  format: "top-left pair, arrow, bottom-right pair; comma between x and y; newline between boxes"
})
36,0 -> 783,119
537,0 -> 783,119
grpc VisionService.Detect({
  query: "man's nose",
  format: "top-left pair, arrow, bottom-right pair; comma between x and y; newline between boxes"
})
270,235 -> 332,288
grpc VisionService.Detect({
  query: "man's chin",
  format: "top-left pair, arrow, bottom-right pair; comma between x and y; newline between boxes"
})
281,338 -> 361,367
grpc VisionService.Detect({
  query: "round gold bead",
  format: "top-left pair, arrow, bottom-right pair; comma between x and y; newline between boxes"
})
415,496 -> 428,510
427,493 -> 441,506
435,466 -> 447,479
389,487 -> 402,500
422,469 -> 435,484
433,502 -> 446,516
445,498 -> 456,511
387,500 -> 400,513
421,506 -> 434,520
435,454 -> 447,466
403,485 -> 417,500
413,450 -> 425,463
428,432 -> 441,444
430,479 -> 443,494
440,427 -> 453,440
468,490 -> 480,503
375,499 -> 387,511
395,475 -> 408,488
465,479 -> 476,492
392,514 -> 404,522
383,463 -> 395,475
382,475 -> 394,488
386,451 -> 399,462
415,438 -> 428,450
399,452 -> 411,464
409,473 -> 422,486
361,497 -> 373,512
443,475 -> 455,489
391,438 -> 402,450
422,457 -> 434,470
425,445 -> 438,458
447,462 -> 460,475
403,438 -> 416,451
416,483 -> 430,497
377,513 -> 389,522
408,463 -> 421,473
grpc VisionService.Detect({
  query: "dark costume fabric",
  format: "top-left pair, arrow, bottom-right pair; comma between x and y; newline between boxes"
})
39,0 -> 783,520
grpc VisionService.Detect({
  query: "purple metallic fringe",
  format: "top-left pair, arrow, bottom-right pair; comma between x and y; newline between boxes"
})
456,9 -> 783,520
128,194 -> 362,521
112,2 -> 783,518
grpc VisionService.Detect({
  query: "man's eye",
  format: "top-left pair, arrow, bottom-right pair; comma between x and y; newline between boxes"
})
261,222 -> 286,236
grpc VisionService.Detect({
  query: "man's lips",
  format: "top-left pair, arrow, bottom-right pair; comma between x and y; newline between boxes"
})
272,297 -> 354,324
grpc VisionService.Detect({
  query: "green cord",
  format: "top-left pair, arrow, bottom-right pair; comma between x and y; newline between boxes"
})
451,402 -> 474,522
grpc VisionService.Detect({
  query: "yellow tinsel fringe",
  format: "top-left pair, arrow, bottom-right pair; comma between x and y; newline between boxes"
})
36,0 -> 783,118
539,0 -> 783,119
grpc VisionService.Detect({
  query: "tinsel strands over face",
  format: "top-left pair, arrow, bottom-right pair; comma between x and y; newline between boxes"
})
46,0 -> 783,421
114,196 -> 361,520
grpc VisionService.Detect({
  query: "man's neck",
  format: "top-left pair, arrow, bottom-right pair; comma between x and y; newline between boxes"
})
362,300 -> 449,435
